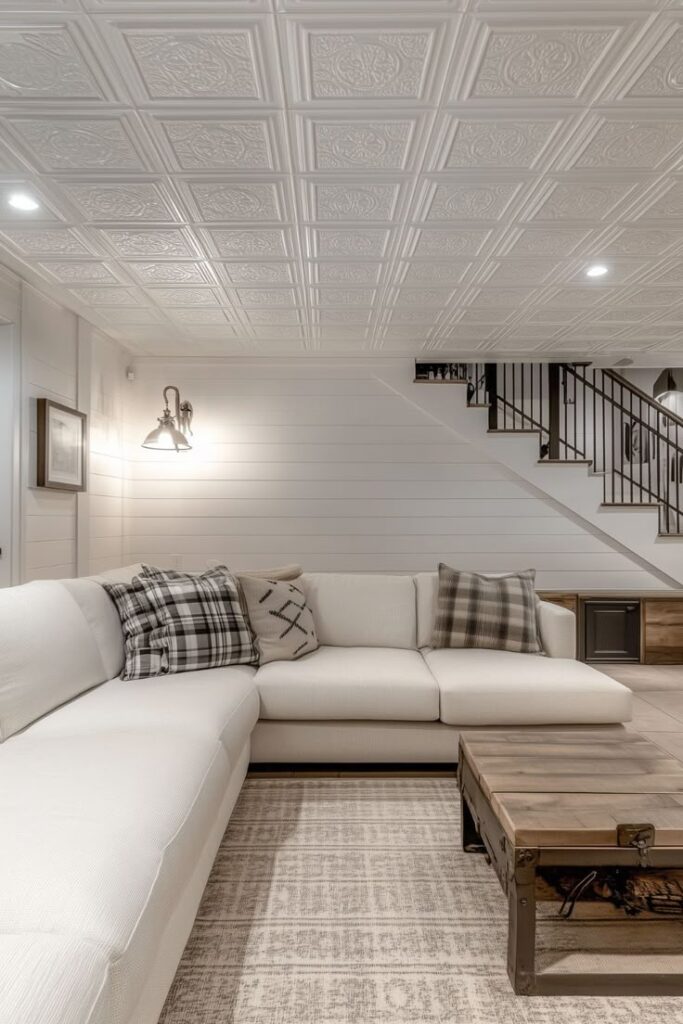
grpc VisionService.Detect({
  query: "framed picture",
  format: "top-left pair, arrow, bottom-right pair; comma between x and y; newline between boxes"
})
37,399 -> 87,492
623,420 -> 650,465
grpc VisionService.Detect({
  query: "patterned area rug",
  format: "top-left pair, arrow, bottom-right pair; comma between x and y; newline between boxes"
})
160,778 -> 683,1023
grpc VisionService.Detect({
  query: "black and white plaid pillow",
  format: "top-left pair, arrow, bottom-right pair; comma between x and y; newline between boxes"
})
431,564 -> 543,654
140,564 -> 229,581
142,573 -> 257,673
103,579 -> 168,680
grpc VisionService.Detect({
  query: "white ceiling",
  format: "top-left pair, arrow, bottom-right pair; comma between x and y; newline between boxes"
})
0,0 -> 682,358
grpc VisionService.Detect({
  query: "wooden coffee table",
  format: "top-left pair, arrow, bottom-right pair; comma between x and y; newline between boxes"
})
459,728 -> 683,996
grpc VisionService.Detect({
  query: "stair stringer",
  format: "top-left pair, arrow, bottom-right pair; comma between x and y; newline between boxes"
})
379,368 -> 683,588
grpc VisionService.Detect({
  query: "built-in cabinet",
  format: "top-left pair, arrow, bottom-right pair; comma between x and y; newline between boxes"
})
538,592 -> 683,664
583,601 -> 640,663
642,601 -> 683,664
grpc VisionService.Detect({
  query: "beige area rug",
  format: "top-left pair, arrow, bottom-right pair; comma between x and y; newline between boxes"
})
160,778 -> 683,1023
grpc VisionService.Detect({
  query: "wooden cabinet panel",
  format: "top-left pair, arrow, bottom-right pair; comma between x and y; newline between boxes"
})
644,601 -> 683,664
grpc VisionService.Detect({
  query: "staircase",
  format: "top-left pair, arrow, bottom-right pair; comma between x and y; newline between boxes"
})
379,361 -> 683,587
465,362 -> 683,537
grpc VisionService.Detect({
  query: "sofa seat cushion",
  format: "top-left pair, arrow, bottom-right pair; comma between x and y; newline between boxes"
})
29,665 -> 259,756
424,648 -> 632,726
0,934 -> 113,1024
256,646 -> 439,721
0,730 -> 232,1024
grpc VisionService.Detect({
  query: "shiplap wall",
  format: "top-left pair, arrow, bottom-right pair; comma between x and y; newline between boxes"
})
20,284 -> 128,582
124,359 -> 668,590
85,324 -> 127,576
22,286 -> 79,581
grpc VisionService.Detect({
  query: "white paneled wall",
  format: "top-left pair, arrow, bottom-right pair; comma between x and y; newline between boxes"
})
124,359 -> 668,590
18,283 -> 129,583
22,287 -> 79,581
85,325 -> 127,576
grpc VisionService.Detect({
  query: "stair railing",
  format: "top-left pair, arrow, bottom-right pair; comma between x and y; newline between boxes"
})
465,362 -> 683,536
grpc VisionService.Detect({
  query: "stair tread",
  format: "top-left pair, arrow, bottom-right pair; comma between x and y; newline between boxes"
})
602,501 -> 660,508
487,428 -> 540,435
538,459 -> 592,465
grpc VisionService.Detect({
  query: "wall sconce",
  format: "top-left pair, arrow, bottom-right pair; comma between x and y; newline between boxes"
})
142,385 -> 193,452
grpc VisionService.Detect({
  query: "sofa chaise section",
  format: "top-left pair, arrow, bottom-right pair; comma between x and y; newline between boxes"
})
0,578 -> 259,1024
424,648 -> 633,726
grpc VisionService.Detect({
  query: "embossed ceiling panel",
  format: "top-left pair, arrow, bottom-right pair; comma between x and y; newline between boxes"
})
0,1 -> 679,358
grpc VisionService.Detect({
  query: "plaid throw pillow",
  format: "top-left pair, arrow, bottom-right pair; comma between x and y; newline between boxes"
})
140,564 -> 229,581
103,579 -> 168,680
431,564 -> 543,654
140,563 -> 302,628
142,574 -> 256,674
240,576 -> 318,664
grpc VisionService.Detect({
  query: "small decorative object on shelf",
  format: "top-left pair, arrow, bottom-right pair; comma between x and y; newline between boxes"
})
36,399 -> 87,492
415,361 -> 469,383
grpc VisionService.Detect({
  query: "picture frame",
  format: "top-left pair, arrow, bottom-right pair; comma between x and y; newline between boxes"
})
36,398 -> 87,492
623,420 -> 650,465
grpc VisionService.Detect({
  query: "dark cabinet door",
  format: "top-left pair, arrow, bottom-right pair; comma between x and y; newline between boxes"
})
584,601 -> 640,663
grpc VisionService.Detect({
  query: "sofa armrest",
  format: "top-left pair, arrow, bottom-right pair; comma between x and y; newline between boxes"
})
538,600 -> 576,659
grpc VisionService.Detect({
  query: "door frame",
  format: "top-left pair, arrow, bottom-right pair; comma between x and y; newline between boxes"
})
0,322 -> 21,585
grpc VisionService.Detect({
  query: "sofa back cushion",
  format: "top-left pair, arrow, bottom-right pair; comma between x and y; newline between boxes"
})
300,573 -> 416,649
60,579 -> 124,680
0,581 -> 112,741
415,573 -> 438,648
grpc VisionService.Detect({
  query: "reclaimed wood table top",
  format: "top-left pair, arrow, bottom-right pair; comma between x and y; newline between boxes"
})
460,729 -> 683,848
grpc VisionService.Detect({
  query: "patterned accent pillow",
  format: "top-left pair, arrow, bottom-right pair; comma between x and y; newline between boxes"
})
103,579 -> 168,680
141,574 -> 257,673
239,576 -> 318,664
140,564 -> 229,581
139,564 -> 303,630
431,564 -> 543,654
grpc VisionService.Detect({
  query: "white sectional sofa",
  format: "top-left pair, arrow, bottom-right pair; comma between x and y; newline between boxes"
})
0,567 -> 632,1024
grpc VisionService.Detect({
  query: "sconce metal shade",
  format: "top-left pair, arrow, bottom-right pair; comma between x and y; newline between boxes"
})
654,368 -> 683,405
653,368 -> 683,418
141,385 -> 193,452
142,411 -> 191,452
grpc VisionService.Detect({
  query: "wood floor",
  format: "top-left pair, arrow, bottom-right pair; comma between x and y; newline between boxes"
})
602,664 -> 683,762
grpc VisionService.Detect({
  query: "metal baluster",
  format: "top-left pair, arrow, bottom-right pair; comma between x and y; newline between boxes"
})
677,422 -> 681,535
512,364 -> 517,430
658,409 -> 663,533
614,374 -> 618,505
651,397 -> 655,512
629,384 -> 633,506
502,364 -> 506,430
589,368 -> 593,471
581,366 -> 586,460
638,396 -> 643,505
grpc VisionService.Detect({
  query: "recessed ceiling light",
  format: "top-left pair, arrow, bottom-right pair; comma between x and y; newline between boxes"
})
586,264 -> 608,278
7,191 -> 39,212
